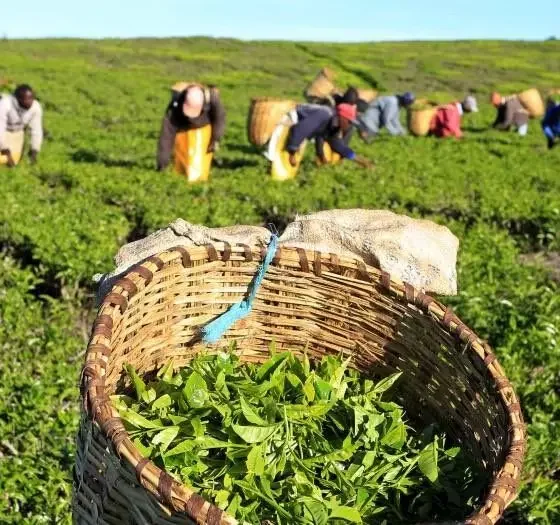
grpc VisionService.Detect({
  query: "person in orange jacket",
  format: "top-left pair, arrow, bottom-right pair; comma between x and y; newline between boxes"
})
429,95 -> 478,138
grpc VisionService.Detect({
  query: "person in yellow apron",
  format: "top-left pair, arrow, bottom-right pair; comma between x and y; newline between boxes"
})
156,84 -> 226,182
281,102 -> 374,177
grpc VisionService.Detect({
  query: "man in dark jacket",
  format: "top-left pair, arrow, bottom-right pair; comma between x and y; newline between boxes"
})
491,92 -> 529,136
286,102 -> 373,169
156,84 -> 226,171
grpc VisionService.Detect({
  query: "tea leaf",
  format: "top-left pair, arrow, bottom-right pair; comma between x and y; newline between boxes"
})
330,505 -> 363,523
152,426 -> 179,452
246,444 -> 266,476
240,397 -> 269,426
124,363 -> 146,400
418,441 -> 439,483
152,393 -> 172,410
372,372 -> 403,394
120,408 -> 161,429
231,423 -> 278,443
183,371 -> 208,408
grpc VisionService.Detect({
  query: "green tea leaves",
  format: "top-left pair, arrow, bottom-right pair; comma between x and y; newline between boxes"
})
114,352 -> 476,524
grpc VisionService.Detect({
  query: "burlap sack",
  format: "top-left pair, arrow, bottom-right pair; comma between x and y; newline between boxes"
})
279,209 -> 458,295
94,219 -> 271,301
94,210 -> 458,303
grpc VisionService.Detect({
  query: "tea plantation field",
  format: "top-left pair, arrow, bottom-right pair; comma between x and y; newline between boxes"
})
0,38 -> 559,523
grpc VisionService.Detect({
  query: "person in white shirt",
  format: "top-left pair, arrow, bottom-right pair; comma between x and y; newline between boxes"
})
0,84 -> 43,167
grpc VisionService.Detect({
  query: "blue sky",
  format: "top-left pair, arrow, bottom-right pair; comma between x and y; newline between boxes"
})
2,0 -> 556,41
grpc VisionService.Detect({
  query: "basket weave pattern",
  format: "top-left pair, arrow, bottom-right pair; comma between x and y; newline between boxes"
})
247,98 -> 296,146
408,105 -> 439,136
305,68 -> 337,99
517,88 -> 544,118
74,243 -> 526,525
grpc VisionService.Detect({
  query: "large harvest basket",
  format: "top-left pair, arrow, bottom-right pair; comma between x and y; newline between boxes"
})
74,243 -> 525,525
171,81 -> 199,94
357,88 -> 377,103
517,88 -> 545,118
305,67 -> 337,99
408,103 -> 439,136
247,98 -> 296,146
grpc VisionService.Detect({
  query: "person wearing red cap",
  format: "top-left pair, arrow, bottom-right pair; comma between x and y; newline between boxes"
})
286,102 -> 373,169
156,84 -> 226,171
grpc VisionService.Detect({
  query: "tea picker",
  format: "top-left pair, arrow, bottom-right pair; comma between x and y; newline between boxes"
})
156,82 -> 226,182
285,102 -> 374,170
490,92 -> 529,136
542,102 -> 560,150
357,91 -> 415,141
0,84 -> 43,167
429,95 -> 478,138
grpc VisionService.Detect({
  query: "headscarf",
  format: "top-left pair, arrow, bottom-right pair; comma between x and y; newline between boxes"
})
336,103 -> 358,122
491,91 -> 502,107
182,86 -> 205,118
401,92 -> 415,106
463,95 -> 478,113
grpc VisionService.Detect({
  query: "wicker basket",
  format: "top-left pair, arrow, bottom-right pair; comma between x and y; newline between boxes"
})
247,98 -> 296,146
408,104 -> 439,136
357,88 -> 377,103
74,243 -> 525,525
517,88 -> 544,118
305,67 -> 337,99
171,81 -> 198,93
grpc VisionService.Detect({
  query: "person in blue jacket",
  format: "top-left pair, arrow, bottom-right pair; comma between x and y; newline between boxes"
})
357,92 -> 415,141
286,101 -> 373,169
542,103 -> 560,150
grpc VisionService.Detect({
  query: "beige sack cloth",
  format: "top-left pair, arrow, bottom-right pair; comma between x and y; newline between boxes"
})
279,210 -> 458,295
94,210 -> 458,303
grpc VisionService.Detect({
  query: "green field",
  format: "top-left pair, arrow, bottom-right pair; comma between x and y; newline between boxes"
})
0,38 -> 559,524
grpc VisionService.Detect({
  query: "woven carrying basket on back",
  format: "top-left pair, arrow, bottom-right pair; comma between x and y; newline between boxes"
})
74,243 -> 525,525
305,68 -> 337,99
517,88 -> 545,118
171,81 -> 199,93
357,88 -> 377,103
247,98 -> 296,147
408,104 -> 439,136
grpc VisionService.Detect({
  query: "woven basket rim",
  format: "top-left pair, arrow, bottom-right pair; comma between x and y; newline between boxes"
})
80,242 -> 526,525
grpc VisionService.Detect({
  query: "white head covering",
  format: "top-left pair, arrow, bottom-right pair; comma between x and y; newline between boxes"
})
463,95 -> 478,113
182,86 -> 205,118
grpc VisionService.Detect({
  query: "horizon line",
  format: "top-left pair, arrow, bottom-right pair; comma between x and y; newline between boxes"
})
1,35 -> 557,44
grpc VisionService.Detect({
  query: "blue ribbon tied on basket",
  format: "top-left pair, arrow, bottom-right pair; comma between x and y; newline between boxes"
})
200,234 -> 279,344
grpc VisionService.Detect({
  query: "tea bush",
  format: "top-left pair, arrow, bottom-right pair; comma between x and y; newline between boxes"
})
0,38 -> 558,523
